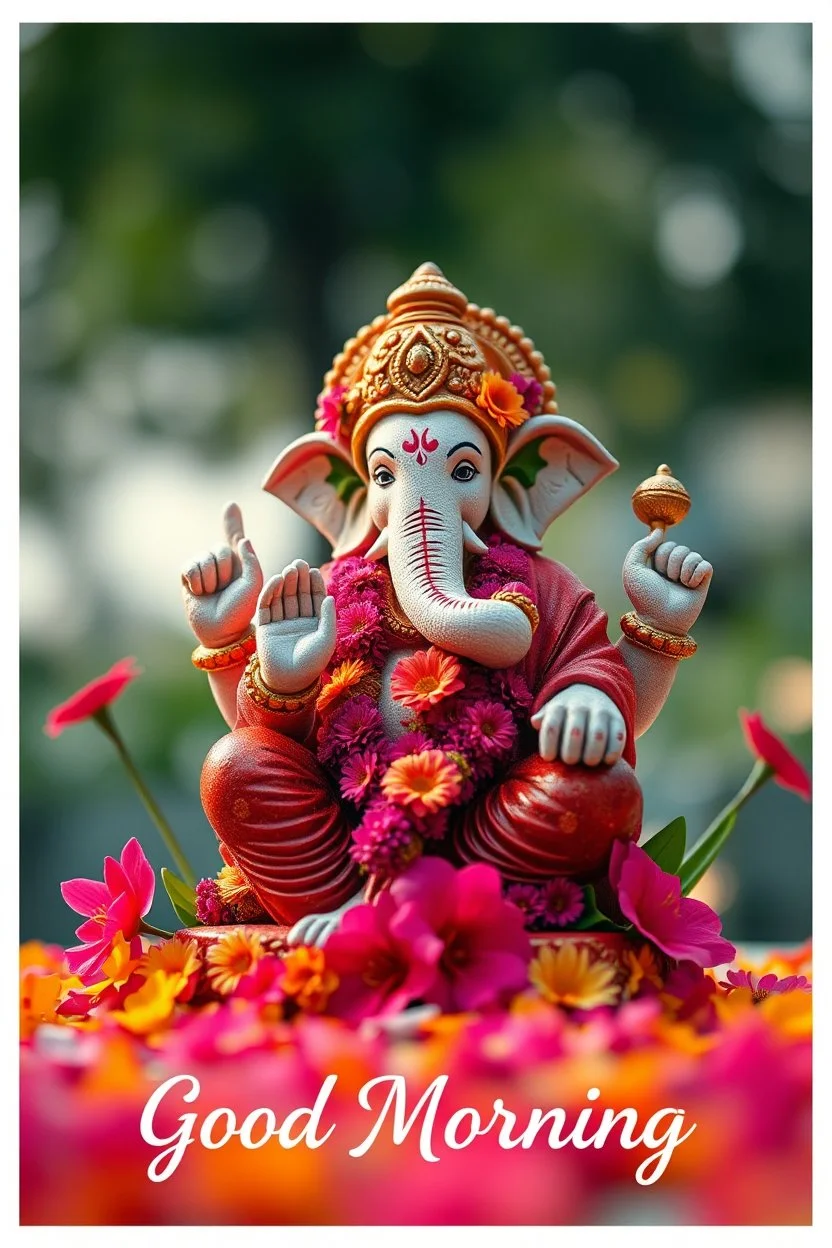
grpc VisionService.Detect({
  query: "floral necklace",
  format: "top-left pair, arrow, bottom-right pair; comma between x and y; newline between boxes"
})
314,538 -> 539,882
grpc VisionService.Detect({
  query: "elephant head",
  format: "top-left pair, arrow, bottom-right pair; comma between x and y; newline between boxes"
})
262,407 -> 617,668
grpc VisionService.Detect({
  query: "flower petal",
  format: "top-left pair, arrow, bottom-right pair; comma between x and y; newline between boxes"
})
60,877 -> 110,918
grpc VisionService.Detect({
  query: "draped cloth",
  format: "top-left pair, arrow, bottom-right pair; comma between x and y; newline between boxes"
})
200,555 -> 641,922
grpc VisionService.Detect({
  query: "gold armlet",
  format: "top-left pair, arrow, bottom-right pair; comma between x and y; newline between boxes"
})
244,655 -> 322,713
192,628 -> 256,671
620,611 -> 697,660
491,590 -> 540,634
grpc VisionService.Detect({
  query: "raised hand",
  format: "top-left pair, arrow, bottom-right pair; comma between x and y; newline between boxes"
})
256,560 -> 336,693
531,683 -> 627,767
181,502 -> 264,648
623,528 -> 713,637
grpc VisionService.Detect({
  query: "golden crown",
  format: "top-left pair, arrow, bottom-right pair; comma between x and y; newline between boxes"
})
316,262 -> 558,476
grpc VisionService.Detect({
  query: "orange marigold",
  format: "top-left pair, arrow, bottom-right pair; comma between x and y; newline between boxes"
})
280,946 -> 339,1013
205,929 -> 264,996
476,371 -> 528,429
389,646 -> 464,711
316,658 -> 371,712
381,749 -> 462,816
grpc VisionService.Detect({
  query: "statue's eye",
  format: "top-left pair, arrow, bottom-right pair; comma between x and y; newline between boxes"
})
452,461 -> 478,483
372,466 -> 395,488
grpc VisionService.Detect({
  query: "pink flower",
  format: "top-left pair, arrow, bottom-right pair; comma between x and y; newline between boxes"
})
505,883 -> 547,923
325,891 -> 443,1022
509,372 -> 544,416
390,858 -> 532,1011
351,803 -> 420,877
455,699 -> 517,759
541,878 -> 585,927
314,383 -> 348,438
721,968 -> 811,1000
609,840 -> 736,968
739,709 -> 811,800
195,877 -> 233,926
61,838 -> 155,981
340,749 -> 382,803
335,600 -> 384,661
44,657 -> 142,738
233,954 -> 287,1005
384,731 -> 434,762
318,695 -> 385,764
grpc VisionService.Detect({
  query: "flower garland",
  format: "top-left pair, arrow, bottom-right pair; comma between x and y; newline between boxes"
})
314,537 -> 538,880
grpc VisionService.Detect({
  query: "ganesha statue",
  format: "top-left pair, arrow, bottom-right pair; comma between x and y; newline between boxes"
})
182,263 -> 712,946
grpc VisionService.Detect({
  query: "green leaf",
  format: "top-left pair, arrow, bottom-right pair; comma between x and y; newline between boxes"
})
161,867 -> 199,928
574,884 -> 626,931
501,439 -> 548,489
325,458 -> 362,504
642,816 -> 686,876
679,811 -> 738,896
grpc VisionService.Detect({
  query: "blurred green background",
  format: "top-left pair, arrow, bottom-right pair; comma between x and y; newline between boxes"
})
20,22 -> 811,945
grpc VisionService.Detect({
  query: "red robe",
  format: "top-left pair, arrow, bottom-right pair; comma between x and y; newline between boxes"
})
200,555 -> 641,924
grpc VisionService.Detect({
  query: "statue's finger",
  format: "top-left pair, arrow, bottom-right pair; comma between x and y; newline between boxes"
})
318,595 -> 336,647
295,560 -> 313,616
310,568 -> 327,615
680,550 -> 701,585
215,545 -> 234,590
222,501 -> 245,549
183,562 -> 204,596
653,541 -> 675,576
630,527 -> 665,566
603,720 -> 627,765
582,711 -> 610,766
199,552 -> 218,596
561,706 -> 589,766
666,545 -> 690,581
258,574 -> 283,624
538,704 -> 565,761
688,560 -> 713,589
282,564 -> 300,619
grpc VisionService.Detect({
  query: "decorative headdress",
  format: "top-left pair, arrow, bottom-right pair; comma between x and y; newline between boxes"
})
316,262 -> 558,478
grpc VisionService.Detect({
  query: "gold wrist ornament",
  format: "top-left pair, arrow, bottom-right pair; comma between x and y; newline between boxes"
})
620,611 -> 697,660
491,590 -> 540,634
192,627 -> 256,671
244,655 -> 322,713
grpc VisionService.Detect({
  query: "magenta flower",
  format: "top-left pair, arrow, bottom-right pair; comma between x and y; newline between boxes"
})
325,891 -> 443,1022
340,748 -> 382,804
314,383 -> 348,438
384,731 -> 434,762
720,968 -> 812,1000
455,699 -> 517,759
609,840 -> 736,968
351,802 -> 418,876
195,877 -> 233,926
390,858 -> 532,1011
234,954 -> 287,1005
335,600 -> 384,661
504,883 -> 547,923
61,838 -> 155,981
739,709 -> 811,800
542,878 -> 585,928
318,695 -> 385,764
509,372 -> 544,416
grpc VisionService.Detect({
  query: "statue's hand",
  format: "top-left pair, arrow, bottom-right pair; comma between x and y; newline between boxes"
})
181,502 -> 264,648
623,528 -> 713,636
256,561 -> 336,693
531,684 -> 627,766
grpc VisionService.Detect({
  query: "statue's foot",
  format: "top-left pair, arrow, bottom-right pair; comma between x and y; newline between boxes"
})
286,889 -> 365,948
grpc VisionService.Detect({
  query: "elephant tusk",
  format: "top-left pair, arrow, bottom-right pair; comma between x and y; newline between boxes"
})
364,527 -> 389,562
462,521 -> 488,555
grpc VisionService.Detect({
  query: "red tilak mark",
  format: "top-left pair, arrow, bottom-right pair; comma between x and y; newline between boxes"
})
402,428 -> 438,467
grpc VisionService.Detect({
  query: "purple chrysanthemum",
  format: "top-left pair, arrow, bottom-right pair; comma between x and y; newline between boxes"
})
351,803 -> 420,876
509,373 -> 544,416
384,730 -> 434,762
456,699 -> 517,758
541,878 -> 585,928
335,600 -> 384,661
319,695 -> 385,765
505,883 -> 547,923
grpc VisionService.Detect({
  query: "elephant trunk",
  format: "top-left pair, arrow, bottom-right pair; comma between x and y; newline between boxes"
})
386,498 -> 533,669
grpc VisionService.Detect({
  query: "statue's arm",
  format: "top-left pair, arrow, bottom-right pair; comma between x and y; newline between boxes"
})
620,528 -> 713,738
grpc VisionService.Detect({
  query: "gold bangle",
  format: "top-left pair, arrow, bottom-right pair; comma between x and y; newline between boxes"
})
244,655 -> 322,713
491,590 -> 540,634
620,611 -> 697,659
192,628 -> 256,671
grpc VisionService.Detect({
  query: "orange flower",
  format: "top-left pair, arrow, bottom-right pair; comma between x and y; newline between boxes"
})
529,942 -> 621,1010
381,749 -> 462,816
140,936 -> 202,1003
110,969 -> 182,1035
216,863 -> 255,907
205,929 -> 264,996
280,946 -> 339,1013
390,647 -> 464,711
476,371 -> 528,429
316,658 -> 371,712
624,944 -> 664,997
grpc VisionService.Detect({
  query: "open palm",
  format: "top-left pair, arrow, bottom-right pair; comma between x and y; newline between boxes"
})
257,560 -> 336,693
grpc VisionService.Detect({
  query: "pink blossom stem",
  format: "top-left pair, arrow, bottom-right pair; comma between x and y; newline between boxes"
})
140,920 -> 173,940
92,707 -> 197,888
680,759 -> 773,896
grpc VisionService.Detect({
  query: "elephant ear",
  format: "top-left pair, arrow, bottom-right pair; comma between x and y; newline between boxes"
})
262,433 -> 377,558
489,415 -> 619,551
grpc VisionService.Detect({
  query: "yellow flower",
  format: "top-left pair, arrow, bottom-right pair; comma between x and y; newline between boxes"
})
205,929 -> 264,996
476,371 -> 528,429
110,970 -> 181,1035
529,942 -> 621,1010
280,946 -> 339,1013
216,864 -> 255,907
759,987 -> 812,1038
83,931 -> 142,998
316,659 -> 371,712
140,936 -> 202,1001
624,944 -> 664,997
